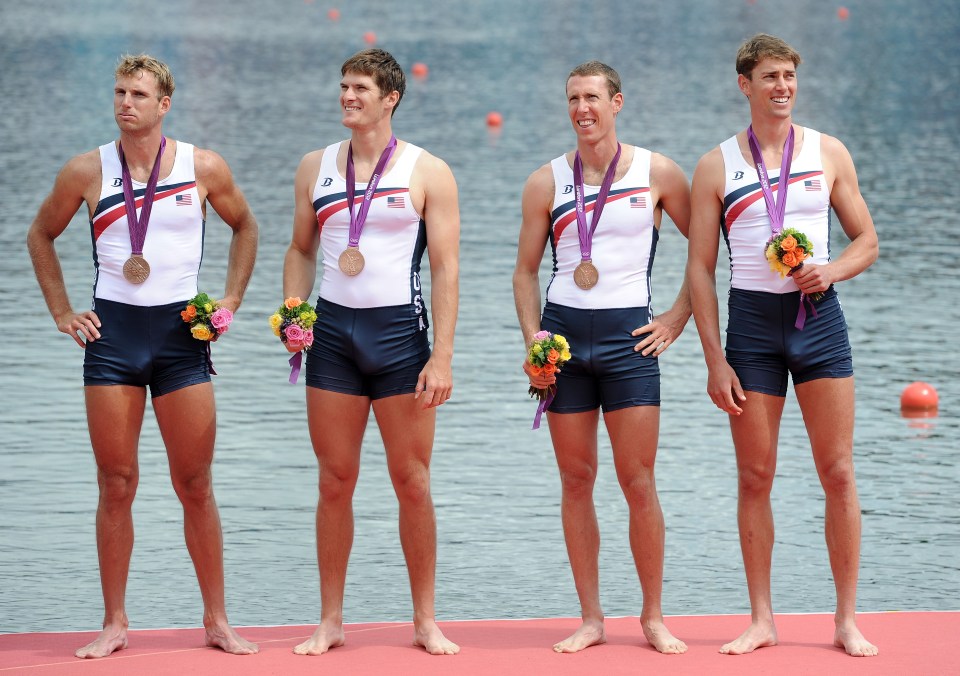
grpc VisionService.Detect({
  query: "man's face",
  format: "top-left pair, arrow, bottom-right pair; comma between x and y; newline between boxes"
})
114,70 -> 169,133
739,57 -> 797,120
340,71 -> 396,128
566,74 -> 622,142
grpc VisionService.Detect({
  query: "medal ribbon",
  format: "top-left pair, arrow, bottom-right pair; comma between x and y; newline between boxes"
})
747,126 -> 817,328
746,125 -> 793,235
346,135 -> 397,248
118,136 -> 166,257
573,143 -> 622,263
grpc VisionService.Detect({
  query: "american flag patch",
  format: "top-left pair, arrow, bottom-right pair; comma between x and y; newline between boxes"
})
387,195 -> 405,208
176,194 -> 193,206
804,179 -> 821,192
630,195 -> 647,208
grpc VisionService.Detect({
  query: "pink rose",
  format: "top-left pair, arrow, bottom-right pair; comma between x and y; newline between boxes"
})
285,323 -> 305,343
303,329 -> 314,347
211,307 -> 233,331
533,330 -> 550,341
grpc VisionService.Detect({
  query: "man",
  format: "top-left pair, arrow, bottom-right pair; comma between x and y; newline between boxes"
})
26,55 -> 259,658
686,34 -> 879,657
282,48 -> 460,656
513,61 -> 691,655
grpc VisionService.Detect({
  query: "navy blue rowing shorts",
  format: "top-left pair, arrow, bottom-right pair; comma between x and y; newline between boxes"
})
725,286 -> 853,397
540,302 -> 660,414
83,298 -> 210,397
305,298 -> 430,400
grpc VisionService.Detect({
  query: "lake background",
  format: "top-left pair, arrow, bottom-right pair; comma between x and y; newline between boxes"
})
1,0 -> 957,634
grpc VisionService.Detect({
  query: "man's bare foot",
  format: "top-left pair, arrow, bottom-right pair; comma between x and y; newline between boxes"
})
293,622 -> 346,656
834,621 -> 878,657
75,625 -> 128,659
641,618 -> 687,654
204,622 -> 259,655
719,620 -> 777,655
414,620 -> 460,655
553,619 -> 606,653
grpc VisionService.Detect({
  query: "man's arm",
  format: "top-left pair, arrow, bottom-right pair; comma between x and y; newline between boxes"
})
417,152 -> 460,408
283,151 -> 323,308
26,151 -> 102,348
792,134 -> 879,294
632,152 -> 692,356
512,164 -> 556,389
196,148 -> 258,313
687,147 -> 745,415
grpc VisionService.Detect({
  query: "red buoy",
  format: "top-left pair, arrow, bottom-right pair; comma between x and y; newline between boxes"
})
328,8 -> 340,20
363,31 -> 377,45
837,6 -> 850,20
411,62 -> 429,78
486,111 -> 503,127
900,382 -> 938,412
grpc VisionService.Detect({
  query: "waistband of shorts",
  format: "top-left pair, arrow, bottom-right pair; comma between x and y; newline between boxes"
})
728,285 -> 837,301
544,301 -> 651,315
93,297 -> 192,313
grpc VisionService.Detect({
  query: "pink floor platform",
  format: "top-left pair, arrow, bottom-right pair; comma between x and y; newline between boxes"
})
2,612 -> 957,675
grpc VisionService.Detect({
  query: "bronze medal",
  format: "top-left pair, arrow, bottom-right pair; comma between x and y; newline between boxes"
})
122,255 -> 151,284
338,246 -> 365,276
574,260 -> 599,290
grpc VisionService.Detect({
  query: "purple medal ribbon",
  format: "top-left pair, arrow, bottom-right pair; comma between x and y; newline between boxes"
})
573,143 -> 622,264
532,390 -> 555,430
346,135 -> 397,248
746,126 -> 817,329
118,136 -> 166,257
288,351 -> 303,384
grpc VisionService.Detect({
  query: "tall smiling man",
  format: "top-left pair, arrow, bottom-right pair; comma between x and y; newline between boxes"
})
26,54 -> 259,658
686,34 -> 879,656
513,61 -> 691,655
282,49 -> 460,656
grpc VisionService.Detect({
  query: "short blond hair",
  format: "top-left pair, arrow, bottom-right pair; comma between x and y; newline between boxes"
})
115,54 -> 175,99
735,34 -> 802,79
567,61 -> 621,98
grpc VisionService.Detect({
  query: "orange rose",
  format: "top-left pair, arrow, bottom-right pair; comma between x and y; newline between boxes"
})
285,297 -> 303,310
781,250 -> 800,268
780,235 -> 797,252
542,363 -> 557,376
528,363 -> 543,377
547,348 -> 560,364
794,247 -> 808,261
181,305 -> 197,322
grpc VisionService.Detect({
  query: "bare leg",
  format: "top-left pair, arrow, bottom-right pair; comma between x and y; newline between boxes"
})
720,391 -> 784,655
75,385 -> 144,659
154,383 -> 257,655
545,410 -> 606,653
293,388 -> 368,656
374,394 -> 458,655
796,377 -> 877,657
605,406 -> 686,654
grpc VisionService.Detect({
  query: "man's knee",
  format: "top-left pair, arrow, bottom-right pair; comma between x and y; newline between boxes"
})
391,464 -> 431,506
817,456 -> 856,496
619,472 -> 656,509
97,467 -> 138,509
318,465 -> 359,503
737,463 -> 775,498
172,469 -> 214,505
559,463 -> 597,498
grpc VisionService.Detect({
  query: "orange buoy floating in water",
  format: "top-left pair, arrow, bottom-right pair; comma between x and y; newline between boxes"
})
411,62 -> 429,78
363,31 -> 377,45
328,8 -> 340,20
486,111 -> 503,127
900,382 -> 938,414
837,6 -> 850,20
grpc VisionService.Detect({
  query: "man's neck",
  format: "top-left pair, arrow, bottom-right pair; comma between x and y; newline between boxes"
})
576,134 -> 620,175
348,124 -> 395,163
118,129 -> 165,169
748,116 -> 794,152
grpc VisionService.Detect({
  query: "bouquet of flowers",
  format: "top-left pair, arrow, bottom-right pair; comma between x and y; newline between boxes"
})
270,297 -> 317,351
527,330 -> 571,429
181,292 -> 232,341
764,228 -> 822,300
